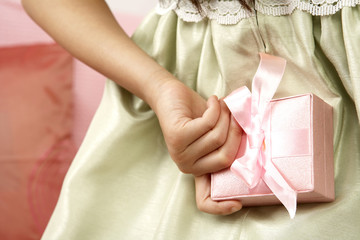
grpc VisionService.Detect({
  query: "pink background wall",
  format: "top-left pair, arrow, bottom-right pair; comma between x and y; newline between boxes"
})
0,0 -> 157,239
1,0 -> 157,147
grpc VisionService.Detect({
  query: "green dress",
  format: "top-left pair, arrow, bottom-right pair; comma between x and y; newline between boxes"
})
43,1 -> 360,239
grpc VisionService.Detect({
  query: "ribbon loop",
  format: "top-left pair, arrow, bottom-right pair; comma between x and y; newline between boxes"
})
225,53 -> 297,218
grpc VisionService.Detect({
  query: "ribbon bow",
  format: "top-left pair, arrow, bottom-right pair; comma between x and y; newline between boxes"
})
224,53 -> 297,218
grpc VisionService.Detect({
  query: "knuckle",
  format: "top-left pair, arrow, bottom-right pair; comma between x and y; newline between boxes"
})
204,120 -> 215,131
172,150 -> 187,164
170,151 -> 185,165
179,167 -> 192,174
196,201 -> 207,213
176,161 -> 192,174
167,134 -> 183,149
213,138 -> 225,149
171,155 -> 181,165
218,151 -> 233,168
208,130 -> 226,149
215,130 -> 227,146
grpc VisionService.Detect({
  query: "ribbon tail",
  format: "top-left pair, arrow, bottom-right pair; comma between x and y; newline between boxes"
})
262,160 -> 297,219
252,53 -> 287,116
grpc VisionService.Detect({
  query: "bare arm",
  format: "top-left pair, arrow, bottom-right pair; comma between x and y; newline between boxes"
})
22,0 -> 169,109
22,0 -> 242,215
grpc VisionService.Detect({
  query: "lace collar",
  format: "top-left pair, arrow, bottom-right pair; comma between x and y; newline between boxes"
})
156,0 -> 360,24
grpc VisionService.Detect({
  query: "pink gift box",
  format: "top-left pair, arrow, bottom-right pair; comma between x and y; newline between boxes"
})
211,93 -> 334,207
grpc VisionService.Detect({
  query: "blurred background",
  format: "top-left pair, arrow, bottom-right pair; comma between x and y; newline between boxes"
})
0,0 -> 157,239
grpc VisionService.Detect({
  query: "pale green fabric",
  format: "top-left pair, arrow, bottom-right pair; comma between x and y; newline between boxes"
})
43,7 -> 360,240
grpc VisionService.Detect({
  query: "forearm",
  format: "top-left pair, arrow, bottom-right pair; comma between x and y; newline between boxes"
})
22,0 -> 175,109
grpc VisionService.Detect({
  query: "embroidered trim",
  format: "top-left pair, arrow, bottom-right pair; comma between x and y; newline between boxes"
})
156,0 -> 360,24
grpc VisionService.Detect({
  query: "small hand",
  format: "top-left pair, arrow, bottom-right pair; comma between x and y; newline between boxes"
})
153,80 -> 243,214
153,80 -> 241,176
194,116 -> 243,214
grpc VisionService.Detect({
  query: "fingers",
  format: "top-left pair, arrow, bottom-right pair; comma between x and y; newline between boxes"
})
165,93 -> 242,176
180,95 -> 221,144
195,174 -> 242,215
191,116 -> 243,176
168,96 -> 223,172
166,95 -> 220,152
179,100 -> 231,168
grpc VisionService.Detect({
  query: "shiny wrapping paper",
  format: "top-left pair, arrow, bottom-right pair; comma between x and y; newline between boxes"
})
211,93 -> 334,208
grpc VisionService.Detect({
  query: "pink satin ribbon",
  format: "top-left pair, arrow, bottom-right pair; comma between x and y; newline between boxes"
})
224,53 -> 297,218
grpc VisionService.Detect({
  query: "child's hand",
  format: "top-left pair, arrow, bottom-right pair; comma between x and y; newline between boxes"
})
195,174 -> 242,215
194,116 -> 243,214
153,80 -> 242,176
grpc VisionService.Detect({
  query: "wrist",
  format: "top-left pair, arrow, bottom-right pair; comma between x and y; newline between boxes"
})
143,70 -> 180,114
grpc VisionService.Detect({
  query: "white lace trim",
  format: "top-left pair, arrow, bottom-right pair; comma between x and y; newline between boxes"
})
156,0 -> 360,24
